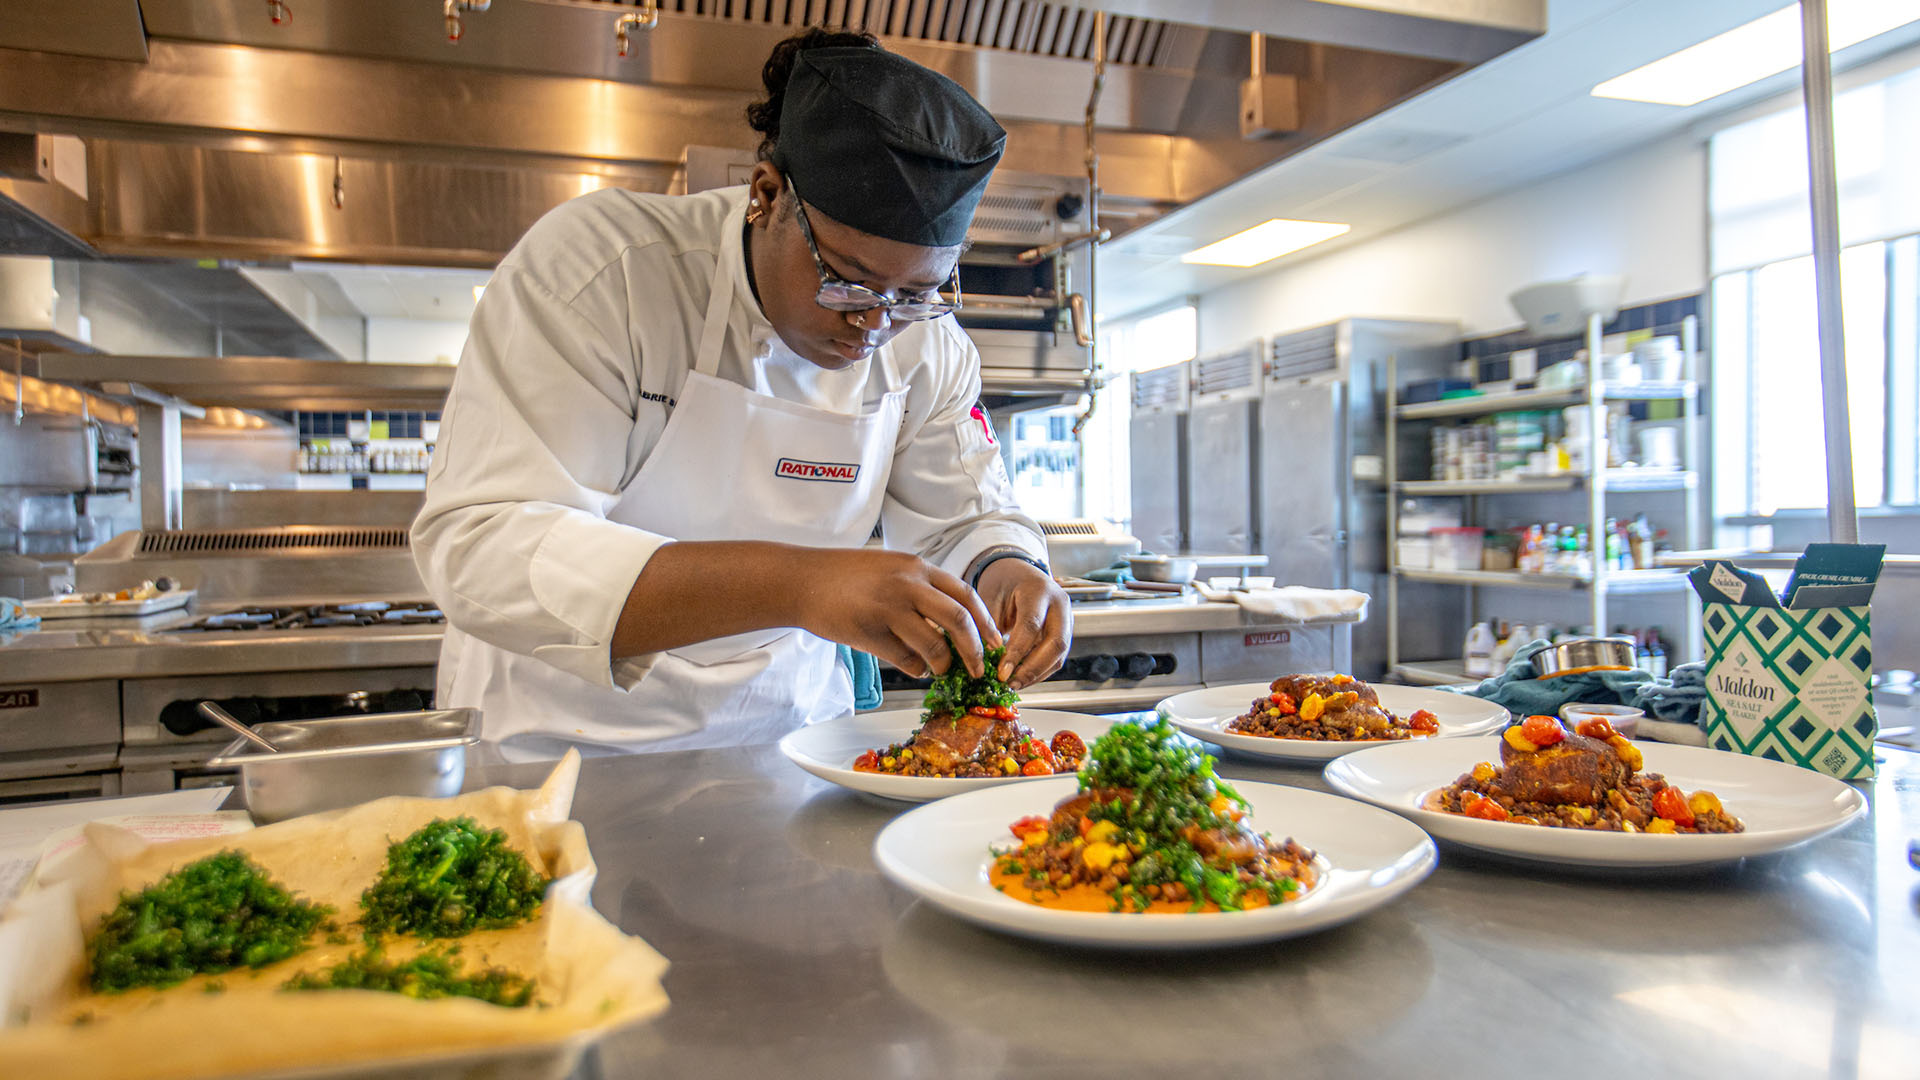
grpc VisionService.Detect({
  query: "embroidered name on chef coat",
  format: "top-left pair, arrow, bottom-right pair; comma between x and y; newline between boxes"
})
774,458 -> 861,483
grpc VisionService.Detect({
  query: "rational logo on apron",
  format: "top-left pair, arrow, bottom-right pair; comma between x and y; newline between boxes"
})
774,457 -> 860,483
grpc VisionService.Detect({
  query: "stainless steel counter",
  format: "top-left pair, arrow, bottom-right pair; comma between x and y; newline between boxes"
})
468,740 -> 1919,1079
0,620 -> 443,682
1065,594 -> 1362,635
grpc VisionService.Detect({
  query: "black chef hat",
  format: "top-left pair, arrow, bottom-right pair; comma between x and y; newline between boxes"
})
770,46 -> 1006,248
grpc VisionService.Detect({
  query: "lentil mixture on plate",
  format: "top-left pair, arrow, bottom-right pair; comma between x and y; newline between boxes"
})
1426,714 -> 1745,834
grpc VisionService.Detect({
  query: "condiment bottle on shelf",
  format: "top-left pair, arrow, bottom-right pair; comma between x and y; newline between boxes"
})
1464,621 -> 1497,677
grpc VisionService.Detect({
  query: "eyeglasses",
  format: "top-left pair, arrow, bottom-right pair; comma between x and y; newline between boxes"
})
788,184 -> 961,322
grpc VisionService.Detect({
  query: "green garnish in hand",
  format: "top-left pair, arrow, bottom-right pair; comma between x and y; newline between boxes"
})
921,639 -> 1018,719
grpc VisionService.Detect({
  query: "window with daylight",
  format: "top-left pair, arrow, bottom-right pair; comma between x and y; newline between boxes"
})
1708,61 -> 1920,541
1000,303 -> 1196,529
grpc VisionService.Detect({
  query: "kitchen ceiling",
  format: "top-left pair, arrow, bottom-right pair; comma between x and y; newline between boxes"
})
1099,0 -> 1920,317
284,264 -> 492,323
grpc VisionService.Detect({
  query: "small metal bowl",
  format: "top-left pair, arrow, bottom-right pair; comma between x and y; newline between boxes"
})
1531,637 -> 1636,678
1127,555 -> 1199,583
208,708 -> 481,823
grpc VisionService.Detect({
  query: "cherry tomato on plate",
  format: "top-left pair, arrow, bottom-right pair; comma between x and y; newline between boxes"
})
852,750 -> 881,772
1651,786 -> 1695,827
1009,815 -> 1049,839
1021,758 -> 1052,776
1050,730 -> 1086,762
1462,793 -> 1512,822
1519,714 -> 1567,747
1407,709 -> 1440,734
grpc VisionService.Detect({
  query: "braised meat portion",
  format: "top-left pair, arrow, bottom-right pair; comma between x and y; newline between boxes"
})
1231,672 -> 1409,740
1491,732 -> 1631,807
908,711 -> 1008,772
1269,674 -> 1379,707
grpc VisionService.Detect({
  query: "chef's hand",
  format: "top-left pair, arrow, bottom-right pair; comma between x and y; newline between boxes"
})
975,559 -> 1071,689
793,549 -> 1001,680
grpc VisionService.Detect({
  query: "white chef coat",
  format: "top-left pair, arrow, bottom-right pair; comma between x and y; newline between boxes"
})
411,185 -> 1048,754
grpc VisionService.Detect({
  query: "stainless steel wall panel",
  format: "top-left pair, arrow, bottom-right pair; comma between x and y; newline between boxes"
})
1257,380 -> 1342,588
1185,398 -> 1257,554
1128,410 -> 1184,554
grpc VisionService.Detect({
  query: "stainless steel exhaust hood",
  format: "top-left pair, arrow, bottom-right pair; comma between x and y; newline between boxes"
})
0,1 -> 1541,266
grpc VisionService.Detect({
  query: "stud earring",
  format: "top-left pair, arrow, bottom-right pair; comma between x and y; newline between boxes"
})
746,199 -> 765,225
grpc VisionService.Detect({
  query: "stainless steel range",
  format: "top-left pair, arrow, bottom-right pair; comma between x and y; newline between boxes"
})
0,527 -> 443,801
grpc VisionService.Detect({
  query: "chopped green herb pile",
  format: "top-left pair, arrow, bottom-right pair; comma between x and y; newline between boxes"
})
1079,718 -> 1243,834
1082,720 -> 1300,911
87,851 -> 331,993
284,945 -> 536,1008
360,817 -> 549,938
922,640 -> 1018,718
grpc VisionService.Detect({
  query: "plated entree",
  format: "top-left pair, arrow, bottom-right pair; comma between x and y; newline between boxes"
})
1227,673 -> 1439,742
1425,714 -> 1745,834
854,644 -> 1086,778
991,719 -> 1318,913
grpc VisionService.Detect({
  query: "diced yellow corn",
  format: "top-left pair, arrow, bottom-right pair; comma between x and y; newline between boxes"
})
1504,727 -> 1539,753
1621,820 -> 1639,833
899,749 -> 912,759
1083,842 -> 1122,870
1688,790 -> 1724,816
1267,708 -> 1281,717
1086,820 -> 1121,844
1646,818 -> 1678,834
1568,806 -> 1595,823
1002,759 -> 1018,775
1071,836 -> 1085,848
1023,830 -> 1045,847
1298,693 -> 1325,721
1470,762 -> 1497,783
882,757 -> 895,768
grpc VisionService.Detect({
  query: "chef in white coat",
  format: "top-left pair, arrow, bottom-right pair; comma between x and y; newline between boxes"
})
413,30 -> 1071,761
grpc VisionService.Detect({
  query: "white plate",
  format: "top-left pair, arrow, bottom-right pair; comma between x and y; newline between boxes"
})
1323,736 -> 1868,869
779,708 -> 1112,803
23,589 -> 194,619
1157,682 -> 1508,762
873,776 -> 1436,948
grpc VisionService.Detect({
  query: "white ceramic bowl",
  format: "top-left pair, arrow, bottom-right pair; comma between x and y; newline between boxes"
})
1557,702 -> 1644,738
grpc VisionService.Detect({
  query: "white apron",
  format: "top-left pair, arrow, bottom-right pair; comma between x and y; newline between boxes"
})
439,226 -> 906,761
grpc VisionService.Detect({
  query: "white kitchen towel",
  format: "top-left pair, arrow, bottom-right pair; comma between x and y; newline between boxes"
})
1192,583 -> 1370,621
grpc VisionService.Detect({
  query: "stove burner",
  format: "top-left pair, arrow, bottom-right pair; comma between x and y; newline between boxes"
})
167,602 -> 446,633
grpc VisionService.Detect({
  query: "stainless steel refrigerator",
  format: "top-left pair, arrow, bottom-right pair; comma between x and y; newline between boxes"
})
1131,318 -> 1465,679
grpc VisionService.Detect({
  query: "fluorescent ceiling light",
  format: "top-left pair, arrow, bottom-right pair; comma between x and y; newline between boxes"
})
1180,219 -> 1350,267
1593,1 -> 1920,107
